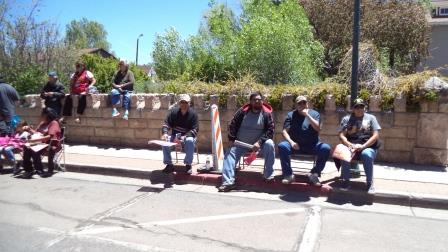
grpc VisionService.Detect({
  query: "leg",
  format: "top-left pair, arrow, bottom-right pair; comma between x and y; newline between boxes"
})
260,139 -> 275,179
278,140 -> 293,177
341,160 -> 351,181
310,142 -> 331,176
47,149 -> 55,174
360,148 -> 377,183
31,150 -> 45,173
110,89 -> 121,116
77,94 -> 87,115
221,145 -> 247,186
22,148 -> 34,173
62,95 -> 73,116
162,134 -> 175,165
3,147 -> 16,162
183,137 -> 196,165
122,91 -> 131,120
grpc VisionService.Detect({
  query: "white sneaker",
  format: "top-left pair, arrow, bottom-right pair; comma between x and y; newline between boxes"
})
112,109 -> 120,117
282,174 -> 295,184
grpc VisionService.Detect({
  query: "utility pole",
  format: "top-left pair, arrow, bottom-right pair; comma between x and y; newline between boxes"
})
136,34 -> 143,66
350,0 -> 361,106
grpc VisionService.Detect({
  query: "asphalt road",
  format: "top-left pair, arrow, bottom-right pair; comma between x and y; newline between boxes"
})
0,172 -> 447,252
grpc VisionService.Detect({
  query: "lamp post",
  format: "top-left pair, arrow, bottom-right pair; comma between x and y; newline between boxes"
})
350,0 -> 361,106
136,34 -> 143,66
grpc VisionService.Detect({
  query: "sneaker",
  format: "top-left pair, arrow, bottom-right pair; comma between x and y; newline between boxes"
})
75,117 -> 81,123
36,170 -> 45,177
123,112 -> 129,120
218,183 -> 237,192
112,109 -> 120,117
263,175 -> 275,182
22,171 -> 33,179
162,164 -> 174,174
197,166 -> 213,173
340,180 -> 350,191
281,174 -> 295,184
41,171 -> 54,178
308,173 -> 321,186
366,182 -> 375,195
185,165 -> 192,175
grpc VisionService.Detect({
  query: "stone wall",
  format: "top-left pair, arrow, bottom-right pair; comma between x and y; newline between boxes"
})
16,93 -> 448,166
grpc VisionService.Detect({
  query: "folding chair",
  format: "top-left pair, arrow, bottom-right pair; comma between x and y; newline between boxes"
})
45,126 -> 66,172
174,142 -> 200,164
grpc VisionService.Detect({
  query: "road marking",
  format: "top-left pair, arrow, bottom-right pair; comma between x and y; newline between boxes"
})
298,206 -> 321,252
38,227 -> 176,252
44,192 -> 154,248
75,207 -> 306,235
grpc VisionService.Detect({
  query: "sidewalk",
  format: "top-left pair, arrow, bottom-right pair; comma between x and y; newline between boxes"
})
60,144 -> 448,209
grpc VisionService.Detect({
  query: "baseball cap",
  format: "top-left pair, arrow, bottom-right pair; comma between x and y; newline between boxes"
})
48,71 -> 58,78
179,94 -> 191,103
295,95 -> 307,103
353,98 -> 366,107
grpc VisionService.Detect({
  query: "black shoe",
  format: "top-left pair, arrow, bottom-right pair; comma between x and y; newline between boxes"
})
22,171 -> 33,179
36,170 -> 45,177
185,165 -> 192,175
197,166 -> 212,173
162,164 -> 174,174
41,171 -> 54,178
218,183 -> 237,192
340,180 -> 350,191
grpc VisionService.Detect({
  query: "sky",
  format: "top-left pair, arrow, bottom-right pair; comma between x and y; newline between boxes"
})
11,0 -> 241,65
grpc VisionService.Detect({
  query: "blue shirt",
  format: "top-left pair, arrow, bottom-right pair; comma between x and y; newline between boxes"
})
283,109 -> 320,148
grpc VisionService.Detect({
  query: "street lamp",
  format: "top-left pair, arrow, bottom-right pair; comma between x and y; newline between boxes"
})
350,0 -> 361,106
136,34 -> 143,66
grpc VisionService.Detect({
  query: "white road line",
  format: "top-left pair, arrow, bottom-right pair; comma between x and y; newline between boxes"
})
75,207 -> 306,235
298,206 -> 322,252
38,227 -> 176,252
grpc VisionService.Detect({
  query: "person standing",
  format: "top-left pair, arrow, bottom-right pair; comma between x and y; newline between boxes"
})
110,60 -> 135,120
218,92 -> 275,192
62,61 -> 96,123
161,94 -> 198,174
40,71 -> 65,117
0,74 -> 20,137
278,95 -> 331,186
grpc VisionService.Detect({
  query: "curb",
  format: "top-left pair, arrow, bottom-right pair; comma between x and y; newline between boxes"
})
63,163 -> 448,210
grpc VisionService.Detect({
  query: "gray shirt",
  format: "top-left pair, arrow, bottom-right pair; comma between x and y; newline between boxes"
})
338,112 -> 381,144
236,111 -> 264,145
0,82 -> 20,121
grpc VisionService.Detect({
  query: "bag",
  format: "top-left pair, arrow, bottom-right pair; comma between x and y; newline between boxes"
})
332,144 -> 356,162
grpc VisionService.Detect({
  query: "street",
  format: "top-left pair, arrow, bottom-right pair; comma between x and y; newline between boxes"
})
0,172 -> 447,252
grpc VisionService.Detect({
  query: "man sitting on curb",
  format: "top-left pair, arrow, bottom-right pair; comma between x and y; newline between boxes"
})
218,92 -> 275,192
338,98 -> 381,194
161,94 -> 198,174
278,95 -> 331,186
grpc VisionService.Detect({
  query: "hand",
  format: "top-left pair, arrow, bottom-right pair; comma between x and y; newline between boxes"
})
290,141 -> 299,150
353,144 -> 363,152
298,108 -> 309,117
161,134 -> 169,141
47,92 -> 54,97
252,141 -> 260,152
228,140 -> 234,148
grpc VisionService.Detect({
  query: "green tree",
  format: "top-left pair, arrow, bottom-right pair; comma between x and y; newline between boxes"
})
65,18 -> 110,50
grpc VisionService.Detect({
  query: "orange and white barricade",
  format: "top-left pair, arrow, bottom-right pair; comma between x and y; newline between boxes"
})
210,104 -> 224,171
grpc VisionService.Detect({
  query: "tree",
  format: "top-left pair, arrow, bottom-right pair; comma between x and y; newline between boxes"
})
65,18 -> 110,50
300,0 -> 430,75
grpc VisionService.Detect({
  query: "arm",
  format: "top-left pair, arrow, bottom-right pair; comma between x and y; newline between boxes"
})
361,130 -> 379,150
185,112 -> 198,138
119,71 -> 135,89
338,131 -> 353,149
258,112 -> 274,145
161,110 -> 173,139
227,108 -> 244,142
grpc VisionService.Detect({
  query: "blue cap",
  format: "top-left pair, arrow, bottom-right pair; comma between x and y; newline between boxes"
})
48,71 -> 58,78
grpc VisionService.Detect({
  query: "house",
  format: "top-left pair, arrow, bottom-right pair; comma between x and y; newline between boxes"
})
78,48 -> 117,59
419,1 -> 448,76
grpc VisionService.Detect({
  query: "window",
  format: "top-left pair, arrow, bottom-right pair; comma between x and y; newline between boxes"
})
440,8 -> 448,16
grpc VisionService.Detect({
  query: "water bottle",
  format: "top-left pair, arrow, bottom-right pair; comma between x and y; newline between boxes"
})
205,156 -> 211,169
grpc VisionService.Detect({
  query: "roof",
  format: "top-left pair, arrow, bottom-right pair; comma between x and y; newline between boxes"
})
78,48 -> 117,59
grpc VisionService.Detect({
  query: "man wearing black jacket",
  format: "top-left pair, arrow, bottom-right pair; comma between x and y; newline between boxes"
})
161,94 -> 198,174
40,72 -> 65,117
218,92 -> 275,192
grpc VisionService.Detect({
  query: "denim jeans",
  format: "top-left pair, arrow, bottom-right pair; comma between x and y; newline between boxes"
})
0,120 -> 12,136
163,135 -> 196,165
341,147 -> 377,183
221,139 -> 275,186
0,146 -> 16,162
278,140 -> 331,178
111,89 -> 132,110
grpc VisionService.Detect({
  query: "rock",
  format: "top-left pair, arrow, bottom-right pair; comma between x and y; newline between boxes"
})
424,77 -> 448,92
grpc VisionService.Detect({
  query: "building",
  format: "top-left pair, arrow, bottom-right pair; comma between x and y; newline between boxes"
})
78,48 -> 116,59
420,1 -> 448,76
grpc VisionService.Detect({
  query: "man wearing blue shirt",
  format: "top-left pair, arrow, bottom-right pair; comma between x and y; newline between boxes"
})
278,96 -> 331,186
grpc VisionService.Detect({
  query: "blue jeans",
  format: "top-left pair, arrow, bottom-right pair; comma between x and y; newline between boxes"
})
163,135 -> 196,165
221,139 -> 275,186
110,89 -> 132,110
0,120 -> 12,137
0,146 -> 15,162
341,148 -> 377,183
278,140 -> 331,178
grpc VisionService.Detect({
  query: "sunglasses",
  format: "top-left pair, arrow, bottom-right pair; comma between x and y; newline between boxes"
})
297,101 -> 307,105
179,101 -> 189,104
354,105 -> 365,109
